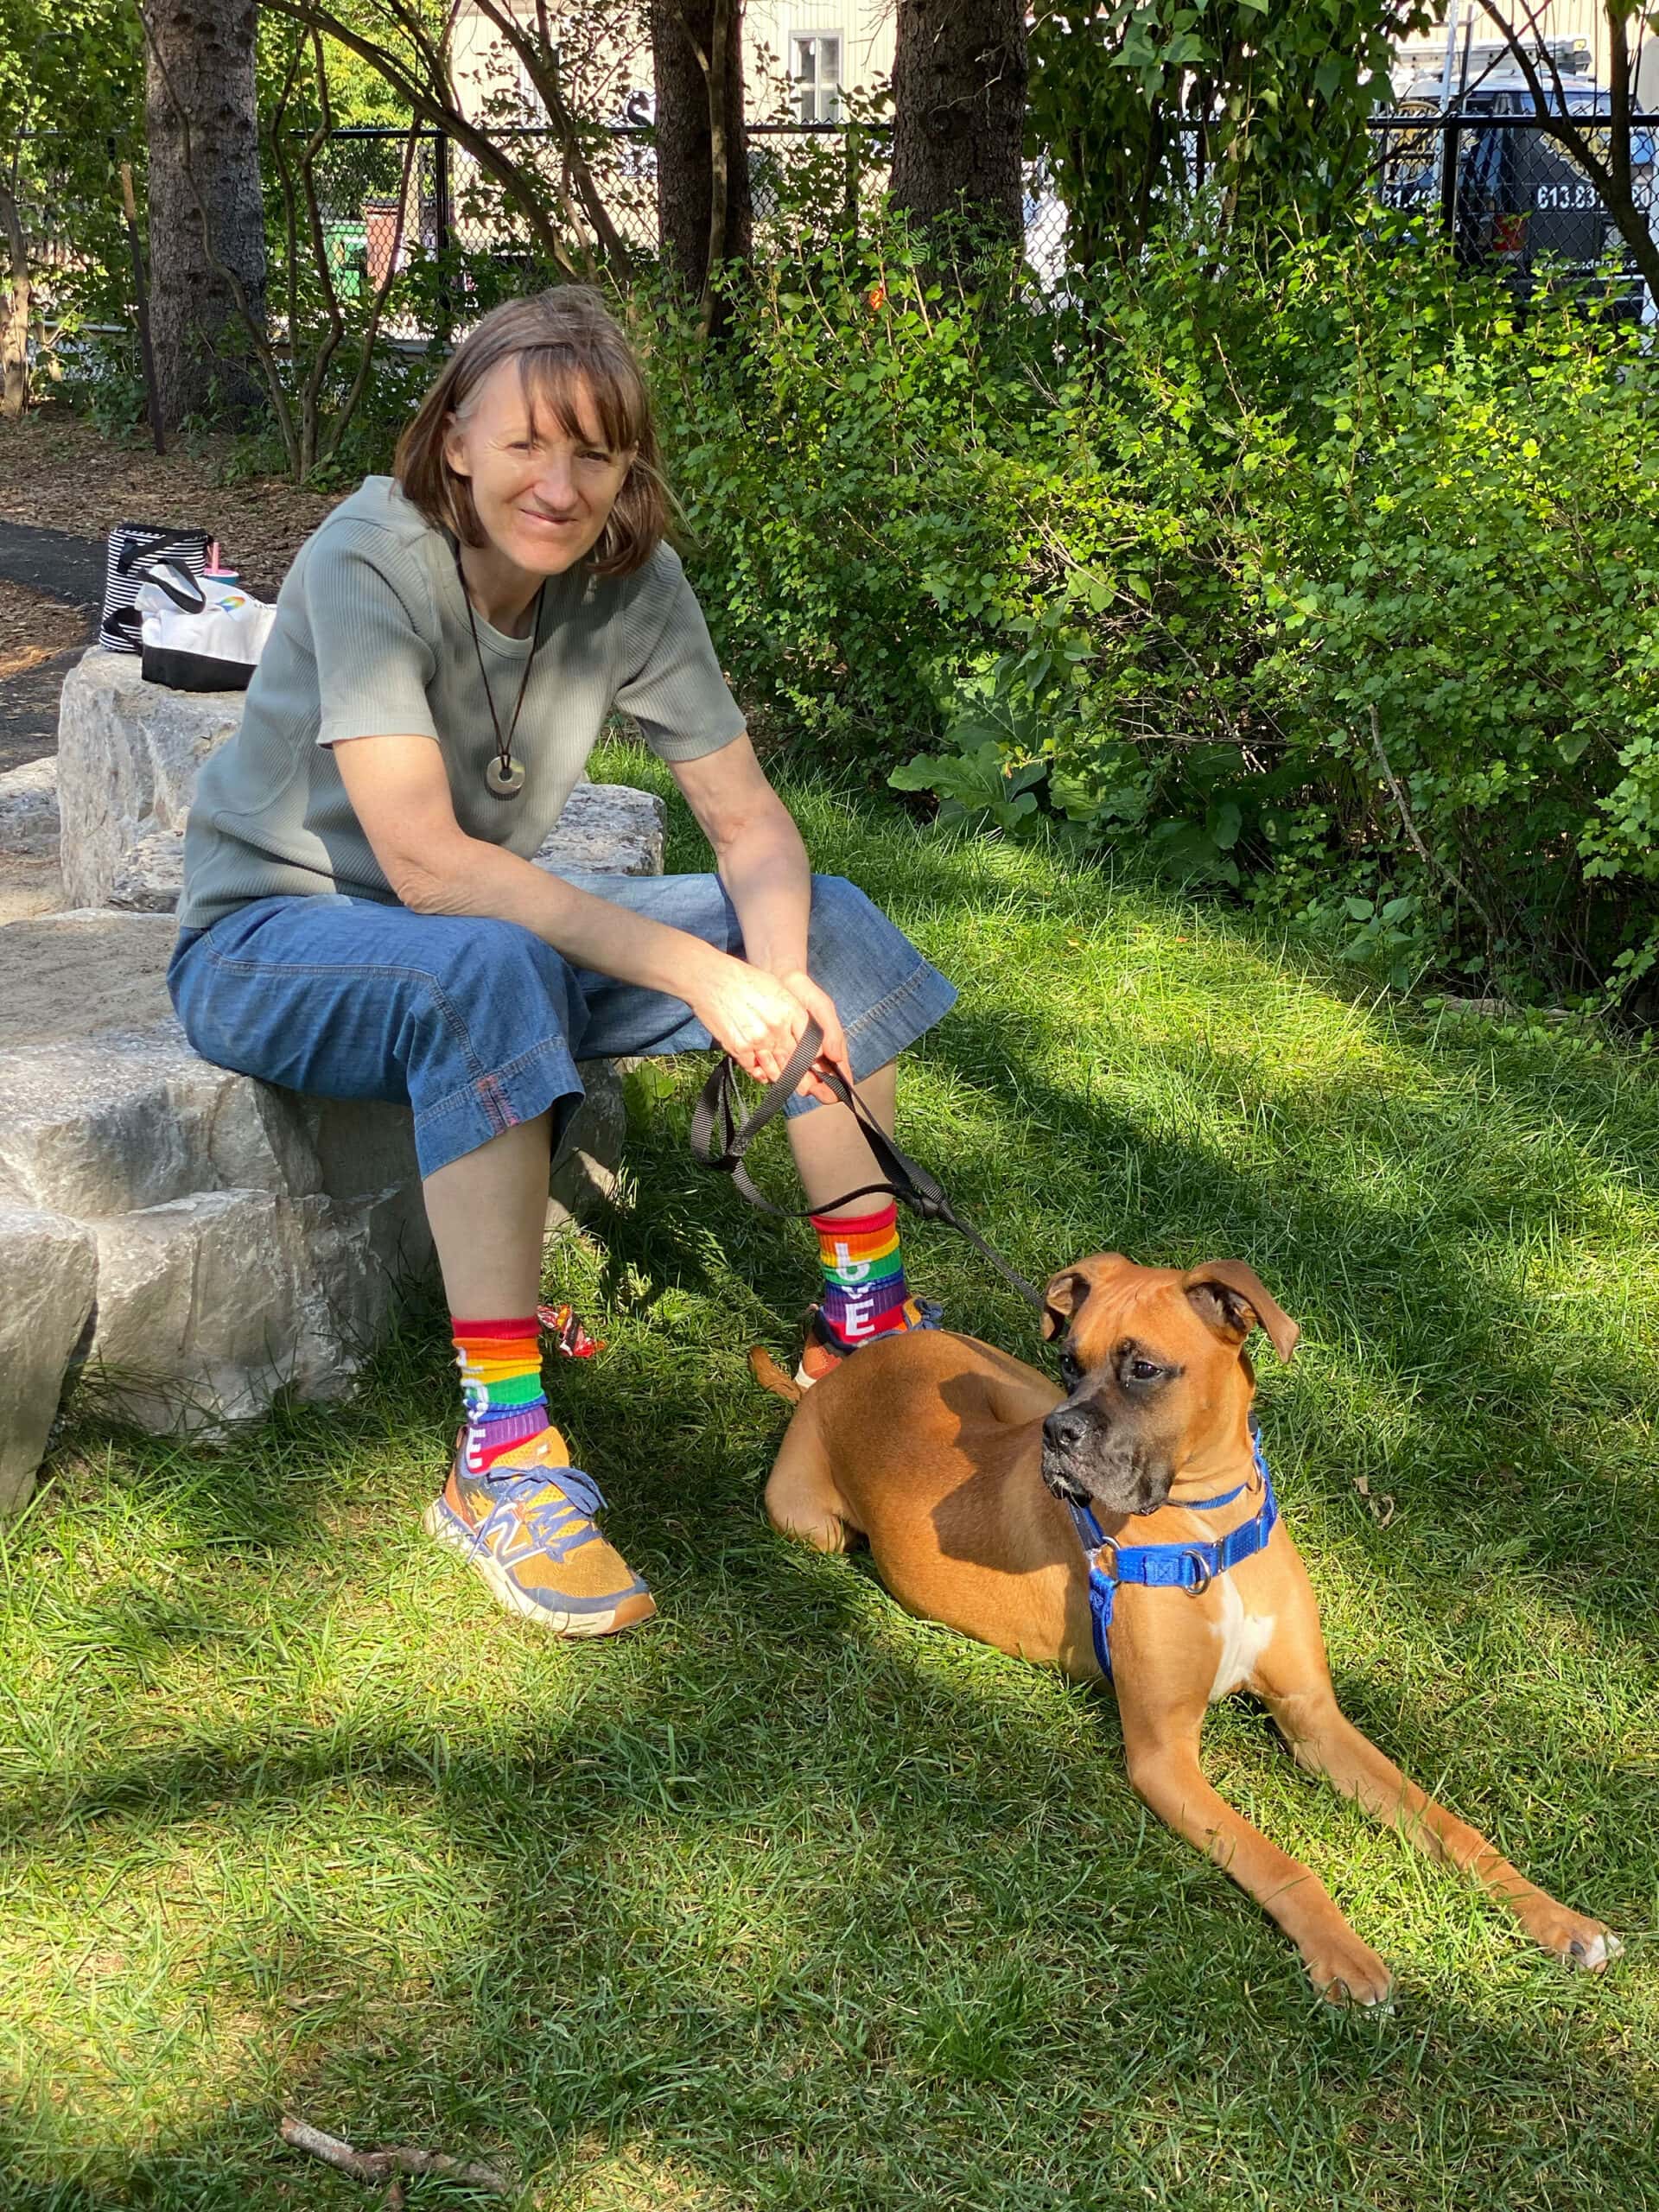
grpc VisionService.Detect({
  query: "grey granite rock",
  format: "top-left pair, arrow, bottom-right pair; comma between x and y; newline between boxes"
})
56,651 -> 242,910
0,1207 -> 98,1514
81,1186 -> 378,1432
0,756 -> 60,858
534,781 -> 668,879
0,842 -> 644,1502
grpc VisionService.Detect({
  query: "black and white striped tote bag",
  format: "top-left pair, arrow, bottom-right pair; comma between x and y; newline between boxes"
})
100,522 -> 213,654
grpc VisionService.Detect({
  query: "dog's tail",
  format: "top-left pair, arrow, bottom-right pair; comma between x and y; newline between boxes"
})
748,1345 -> 803,1403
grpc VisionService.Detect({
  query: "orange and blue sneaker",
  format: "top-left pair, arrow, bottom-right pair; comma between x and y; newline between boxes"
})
423,1426 -> 656,1635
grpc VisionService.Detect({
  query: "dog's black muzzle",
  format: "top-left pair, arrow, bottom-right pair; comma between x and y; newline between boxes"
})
1041,1396 -> 1173,1518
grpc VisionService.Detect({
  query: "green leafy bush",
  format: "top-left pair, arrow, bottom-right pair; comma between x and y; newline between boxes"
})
645,226 -> 1659,1012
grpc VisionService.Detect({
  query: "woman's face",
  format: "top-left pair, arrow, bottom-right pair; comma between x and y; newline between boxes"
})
442,355 -> 636,579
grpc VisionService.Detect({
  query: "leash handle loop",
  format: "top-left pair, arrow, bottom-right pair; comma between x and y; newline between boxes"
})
689,1020 -> 1046,1314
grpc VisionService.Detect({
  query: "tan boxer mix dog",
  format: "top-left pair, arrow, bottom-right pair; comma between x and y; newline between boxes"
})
755,1253 -> 1618,2005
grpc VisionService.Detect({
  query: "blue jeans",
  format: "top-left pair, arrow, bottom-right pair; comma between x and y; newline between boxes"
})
168,873 -> 957,1180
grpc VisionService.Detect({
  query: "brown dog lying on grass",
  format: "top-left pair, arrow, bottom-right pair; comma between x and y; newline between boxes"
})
753,1252 -> 1618,2005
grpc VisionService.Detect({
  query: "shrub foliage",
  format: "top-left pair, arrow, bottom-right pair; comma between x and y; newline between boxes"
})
645,229 -> 1659,1010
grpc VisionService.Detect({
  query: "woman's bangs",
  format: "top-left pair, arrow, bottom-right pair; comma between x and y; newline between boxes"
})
518,345 -> 640,454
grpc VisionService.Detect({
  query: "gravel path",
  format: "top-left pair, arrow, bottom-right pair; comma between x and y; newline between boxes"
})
0,519 -> 105,609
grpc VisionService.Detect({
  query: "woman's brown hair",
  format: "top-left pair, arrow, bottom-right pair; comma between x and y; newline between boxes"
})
394,287 -> 669,578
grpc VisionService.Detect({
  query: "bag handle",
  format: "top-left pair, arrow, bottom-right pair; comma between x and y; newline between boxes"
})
116,532 -> 208,581
133,562 -> 207,613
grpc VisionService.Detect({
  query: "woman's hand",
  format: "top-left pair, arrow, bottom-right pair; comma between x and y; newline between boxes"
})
767,967 -> 852,1106
687,950 -> 821,1090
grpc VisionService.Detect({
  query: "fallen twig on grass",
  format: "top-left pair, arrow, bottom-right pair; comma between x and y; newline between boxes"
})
278,2113 -> 510,2192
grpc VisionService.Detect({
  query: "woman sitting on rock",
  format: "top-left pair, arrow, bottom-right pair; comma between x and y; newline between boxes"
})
169,287 -> 955,1637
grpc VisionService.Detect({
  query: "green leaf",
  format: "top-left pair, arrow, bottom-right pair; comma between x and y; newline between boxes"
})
888,757 -> 950,792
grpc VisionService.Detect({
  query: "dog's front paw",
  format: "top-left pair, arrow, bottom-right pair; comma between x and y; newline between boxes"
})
1516,1897 -> 1623,1973
1301,1929 -> 1395,2010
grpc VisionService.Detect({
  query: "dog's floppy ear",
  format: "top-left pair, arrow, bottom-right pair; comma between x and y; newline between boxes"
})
1041,1267 -> 1092,1343
1183,1260 -> 1300,1361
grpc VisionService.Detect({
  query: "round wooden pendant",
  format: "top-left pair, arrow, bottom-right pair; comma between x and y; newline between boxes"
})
485,754 -> 526,799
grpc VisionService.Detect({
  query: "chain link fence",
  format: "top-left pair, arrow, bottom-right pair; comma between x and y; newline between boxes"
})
26,110 -> 1657,372
300,121 -> 1072,339
298,111 -> 1653,339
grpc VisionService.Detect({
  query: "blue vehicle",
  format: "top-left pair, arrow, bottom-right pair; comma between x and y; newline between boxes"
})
1380,48 -> 1655,310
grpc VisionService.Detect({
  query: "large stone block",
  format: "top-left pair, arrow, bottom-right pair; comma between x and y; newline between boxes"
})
549,1059 -> 626,1229
85,1188 -> 345,1432
56,652 -> 243,911
0,1023 -> 319,1217
2,731 -> 658,1502
533,782 -> 667,879
0,908 -> 175,1048
0,1207 -> 98,1515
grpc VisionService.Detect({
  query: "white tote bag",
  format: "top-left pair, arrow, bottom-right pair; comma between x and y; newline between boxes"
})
137,567 -> 277,692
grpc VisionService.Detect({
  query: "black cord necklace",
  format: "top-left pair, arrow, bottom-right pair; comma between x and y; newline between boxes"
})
454,540 -> 545,800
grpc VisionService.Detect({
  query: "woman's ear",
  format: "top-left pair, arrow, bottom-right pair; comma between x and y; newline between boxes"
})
442,413 -> 472,480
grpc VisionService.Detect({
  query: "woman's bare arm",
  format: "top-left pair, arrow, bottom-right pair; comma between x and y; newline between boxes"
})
330,731 -> 814,1079
671,736 -> 850,1101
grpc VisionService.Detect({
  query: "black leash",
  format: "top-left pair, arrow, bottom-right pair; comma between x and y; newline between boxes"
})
690,1020 -> 1048,1319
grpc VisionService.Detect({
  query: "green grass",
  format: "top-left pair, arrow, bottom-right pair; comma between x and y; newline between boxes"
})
3,752 -> 1657,2209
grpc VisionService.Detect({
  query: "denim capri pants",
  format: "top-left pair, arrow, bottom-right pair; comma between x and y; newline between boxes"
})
167,871 -> 957,1181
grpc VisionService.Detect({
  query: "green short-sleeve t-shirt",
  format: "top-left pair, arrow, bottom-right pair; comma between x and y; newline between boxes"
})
177,475 -> 747,930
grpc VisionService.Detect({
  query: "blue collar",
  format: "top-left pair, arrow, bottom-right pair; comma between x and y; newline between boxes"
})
1066,1430 -> 1278,1682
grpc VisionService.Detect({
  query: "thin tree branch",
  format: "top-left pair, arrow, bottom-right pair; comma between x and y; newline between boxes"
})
278,2116 -> 510,2194
260,0 -> 574,270
321,115 -> 422,469
465,0 -> 631,276
1369,702 -> 1500,944
265,31 -> 307,349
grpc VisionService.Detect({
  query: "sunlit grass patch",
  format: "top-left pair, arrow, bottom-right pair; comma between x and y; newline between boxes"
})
2,752 -> 1656,2208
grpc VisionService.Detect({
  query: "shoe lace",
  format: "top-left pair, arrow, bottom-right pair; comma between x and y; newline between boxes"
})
477,1465 -> 609,1563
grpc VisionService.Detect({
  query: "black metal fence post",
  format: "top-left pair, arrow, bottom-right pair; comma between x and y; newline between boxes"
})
1440,115 -> 1462,244
843,121 -> 859,243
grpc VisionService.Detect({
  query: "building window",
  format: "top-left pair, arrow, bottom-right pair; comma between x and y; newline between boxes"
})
791,32 -> 842,124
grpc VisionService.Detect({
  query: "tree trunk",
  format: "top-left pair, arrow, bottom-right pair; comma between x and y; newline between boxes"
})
651,0 -> 752,327
142,0 -> 267,429
890,0 -> 1027,252
0,176 -> 30,419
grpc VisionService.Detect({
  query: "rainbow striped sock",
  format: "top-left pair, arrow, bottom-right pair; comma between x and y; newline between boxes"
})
452,1316 -> 551,1477
810,1202 -> 911,1349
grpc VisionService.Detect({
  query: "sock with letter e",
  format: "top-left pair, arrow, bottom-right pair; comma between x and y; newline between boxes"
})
809,1201 -> 913,1351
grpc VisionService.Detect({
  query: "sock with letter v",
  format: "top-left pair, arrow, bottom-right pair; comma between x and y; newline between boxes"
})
809,1201 -> 912,1351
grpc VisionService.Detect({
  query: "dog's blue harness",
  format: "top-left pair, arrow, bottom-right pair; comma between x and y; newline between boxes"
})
1066,1429 -> 1278,1682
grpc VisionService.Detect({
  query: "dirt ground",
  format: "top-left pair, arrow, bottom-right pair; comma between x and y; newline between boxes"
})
0,406 -> 345,600
0,579 -> 86,680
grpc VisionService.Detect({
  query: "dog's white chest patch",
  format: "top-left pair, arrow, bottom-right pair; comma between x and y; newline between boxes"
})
1207,1573 -> 1275,1701
1179,1510 -> 1274,1701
